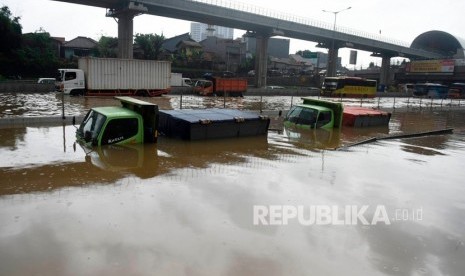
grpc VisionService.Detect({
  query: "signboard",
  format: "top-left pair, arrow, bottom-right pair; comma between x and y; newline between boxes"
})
349,50 -> 357,65
406,59 -> 455,74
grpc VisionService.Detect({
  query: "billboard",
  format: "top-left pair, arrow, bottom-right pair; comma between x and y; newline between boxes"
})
406,59 -> 455,74
349,50 -> 357,65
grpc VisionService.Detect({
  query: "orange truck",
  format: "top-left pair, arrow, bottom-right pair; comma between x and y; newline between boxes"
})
193,77 -> 247,96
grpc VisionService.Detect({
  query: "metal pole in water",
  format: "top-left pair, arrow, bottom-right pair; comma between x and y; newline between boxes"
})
61,91 -> 65,119
180,93 -> 183,109
260,95 -> 263,113
223,92 -> 226,108
393,96 -> 396,109
407,97 -> 410,108
377,97 -> 380,109
420,97 -> 422,108
291,96 -> 293,107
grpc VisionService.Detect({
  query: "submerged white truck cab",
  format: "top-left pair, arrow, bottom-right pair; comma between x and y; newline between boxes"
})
56,69 -> 86,95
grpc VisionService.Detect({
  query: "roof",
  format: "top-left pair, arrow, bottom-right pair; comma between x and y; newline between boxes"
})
411,31 -> 465,58
176,40 -> 202,48
295,103 -> 332,113
289,54 -> 314,66
115,96 -> 157,107
64,36 -> 98,49
92,106 -> 139,118
162,33 -> 195,52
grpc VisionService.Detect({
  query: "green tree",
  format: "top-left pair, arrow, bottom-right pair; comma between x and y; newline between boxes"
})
15,29 -> 60,77
96,36 -> 118,58
134,33 -> 165,60
0,5 -> 22,77
0,6 -> 22,54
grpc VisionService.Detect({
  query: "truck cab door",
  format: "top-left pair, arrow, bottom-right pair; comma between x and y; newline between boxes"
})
100,118 -> 142,146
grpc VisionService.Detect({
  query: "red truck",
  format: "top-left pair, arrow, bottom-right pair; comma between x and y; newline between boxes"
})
193,77 -> 247,96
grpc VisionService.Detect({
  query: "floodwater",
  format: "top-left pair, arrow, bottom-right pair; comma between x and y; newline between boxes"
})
1,92 -> 464,117
1,93 -> 465,275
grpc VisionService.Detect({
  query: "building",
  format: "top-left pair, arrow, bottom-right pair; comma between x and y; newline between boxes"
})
200,37 -> 246,72
162,33 -> 195,54
62,36 -> 97,59
190,22 -> 234,42
242,36 -> 290,59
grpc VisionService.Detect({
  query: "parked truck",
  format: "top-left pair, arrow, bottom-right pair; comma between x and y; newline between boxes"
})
193,77 -> 247,96
56,57 -> 171,96
170,73 -> 192,87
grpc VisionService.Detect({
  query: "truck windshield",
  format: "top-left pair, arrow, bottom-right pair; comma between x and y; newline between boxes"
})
56,70 -> 63,82
78,110 -> 106,141
286,106 -> 317,126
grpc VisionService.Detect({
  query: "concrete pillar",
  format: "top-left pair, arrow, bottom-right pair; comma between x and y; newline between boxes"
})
379,56 -> 391,91
117,12 -> 135,59
327,47 -> 339,77
255,35 -> 269,88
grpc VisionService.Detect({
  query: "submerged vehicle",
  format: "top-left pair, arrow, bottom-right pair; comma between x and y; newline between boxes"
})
77,96 -> 270,146
57,57 -> 171,96
193,77 -> 247,96
285,98 -> 390,129
76,97 -> 159,146
413,83 -> 448,99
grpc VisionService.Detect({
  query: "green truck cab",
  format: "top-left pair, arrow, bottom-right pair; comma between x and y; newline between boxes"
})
76,97 -> 159,146
284,98 -> 343,129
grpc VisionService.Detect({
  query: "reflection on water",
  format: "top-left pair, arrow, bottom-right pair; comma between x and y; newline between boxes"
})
1,109 -> 465,275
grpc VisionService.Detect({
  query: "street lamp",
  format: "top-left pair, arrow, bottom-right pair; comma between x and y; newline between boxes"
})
322,6 -> 351,77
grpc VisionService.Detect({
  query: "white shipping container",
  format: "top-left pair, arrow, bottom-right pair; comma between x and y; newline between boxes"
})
78,57 -> 171,90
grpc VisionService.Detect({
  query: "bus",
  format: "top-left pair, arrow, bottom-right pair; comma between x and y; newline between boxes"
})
447,83 -> 465,98
413,83 -> 448,99
321,77 -> 377,98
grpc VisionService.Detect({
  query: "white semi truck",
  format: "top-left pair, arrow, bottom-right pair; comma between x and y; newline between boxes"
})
56,57 -> 171,96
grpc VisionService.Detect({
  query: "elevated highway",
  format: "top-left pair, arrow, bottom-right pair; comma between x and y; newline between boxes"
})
52,0 -> 446,87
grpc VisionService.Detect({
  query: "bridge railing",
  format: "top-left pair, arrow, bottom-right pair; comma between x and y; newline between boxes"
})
190,0 -> 411,47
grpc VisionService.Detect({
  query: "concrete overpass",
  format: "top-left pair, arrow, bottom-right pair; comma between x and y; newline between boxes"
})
52,0 -> 445,87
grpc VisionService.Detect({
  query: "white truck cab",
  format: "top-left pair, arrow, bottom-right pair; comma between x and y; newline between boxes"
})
56,69 -> 85,95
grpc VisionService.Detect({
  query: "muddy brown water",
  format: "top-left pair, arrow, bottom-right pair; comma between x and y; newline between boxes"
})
0,93 -> 465,275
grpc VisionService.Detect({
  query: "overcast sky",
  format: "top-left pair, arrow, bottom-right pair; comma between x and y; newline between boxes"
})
2,0 -> 464,68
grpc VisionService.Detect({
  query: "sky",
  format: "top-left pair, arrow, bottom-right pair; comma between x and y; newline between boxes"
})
2,0 -> 464,68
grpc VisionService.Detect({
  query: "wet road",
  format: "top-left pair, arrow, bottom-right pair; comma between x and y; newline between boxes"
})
0,94 -> 465,275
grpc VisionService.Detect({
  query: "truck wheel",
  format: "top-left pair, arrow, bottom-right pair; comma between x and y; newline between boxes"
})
136,90 -> 148,97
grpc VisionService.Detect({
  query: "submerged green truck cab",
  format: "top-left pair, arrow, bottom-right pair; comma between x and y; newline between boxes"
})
284,98 -> 343,129
76,97 -> 159,146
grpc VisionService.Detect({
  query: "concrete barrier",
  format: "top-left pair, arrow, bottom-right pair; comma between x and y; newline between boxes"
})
0,81 -> 55,93
0,115 -> 84,128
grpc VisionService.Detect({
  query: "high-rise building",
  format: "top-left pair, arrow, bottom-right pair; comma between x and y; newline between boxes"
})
190,22 -> 234,42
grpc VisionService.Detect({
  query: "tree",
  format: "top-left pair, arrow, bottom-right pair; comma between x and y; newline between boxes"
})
0,5 -> 22,77
134,33 -> 165,60
96,36 -> 118,58
0,6 -> 22,54
15,30 -> 60,77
